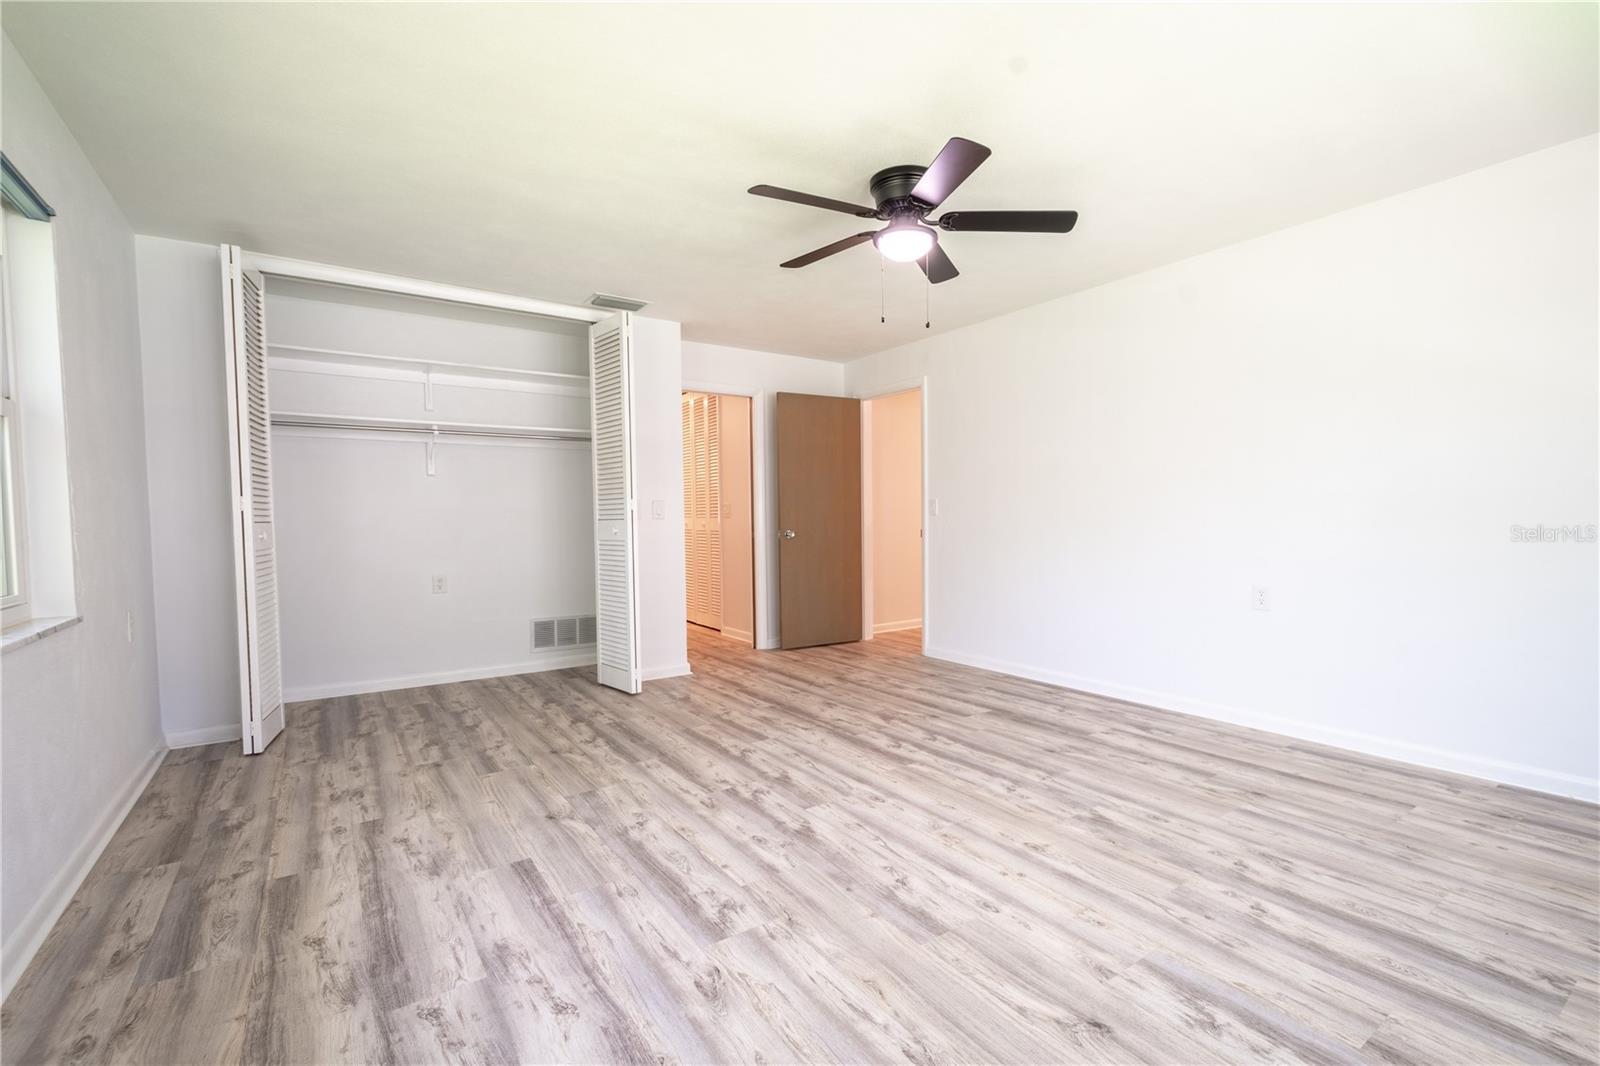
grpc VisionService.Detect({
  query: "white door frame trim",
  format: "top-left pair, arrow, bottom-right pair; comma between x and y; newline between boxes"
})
682,380 -> 772,649
856,376 -> 929,653
243,252 -> 606,324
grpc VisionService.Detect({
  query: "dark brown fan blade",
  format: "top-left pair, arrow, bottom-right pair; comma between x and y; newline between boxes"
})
909,137 -> 991,209
936,210 -> 1079,233
918,243 -> 959,284
749,185 -> 880,218
780,231 -> 876,269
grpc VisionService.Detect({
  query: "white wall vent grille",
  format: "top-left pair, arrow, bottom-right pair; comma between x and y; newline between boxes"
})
588,292 -> 649,312
532,616 -> 598,651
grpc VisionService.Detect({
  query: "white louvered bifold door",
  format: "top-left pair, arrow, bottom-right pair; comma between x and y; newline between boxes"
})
220,245 -> 285,754
589,312 -> 642,694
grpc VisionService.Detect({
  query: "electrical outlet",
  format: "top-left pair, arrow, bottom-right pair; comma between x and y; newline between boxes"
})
432,575 -> 448,594
126,609 -> 135,643
1251,585 -> 1271,611
928,497 -> 941,517
652,499 -> 665,520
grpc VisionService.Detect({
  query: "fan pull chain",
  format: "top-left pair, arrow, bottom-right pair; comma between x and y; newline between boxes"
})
925,264 -> 931,329
880,255 -> 886,324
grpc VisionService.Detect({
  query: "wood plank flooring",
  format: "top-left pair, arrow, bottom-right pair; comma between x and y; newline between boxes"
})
3,627 -> 1597,1064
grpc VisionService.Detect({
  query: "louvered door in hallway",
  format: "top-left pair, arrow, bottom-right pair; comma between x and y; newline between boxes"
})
681,392 -> 723,630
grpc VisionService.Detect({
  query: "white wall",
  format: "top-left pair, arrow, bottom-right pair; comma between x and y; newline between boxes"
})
135,236 -> 239,744
682,341 -> 844,395
718,394 -> 754,644
866,388 -> 922,633
633,316 -> 689,678
845,136 -> 1600,800
681,341 -> 845,648
1,37 -> 165,997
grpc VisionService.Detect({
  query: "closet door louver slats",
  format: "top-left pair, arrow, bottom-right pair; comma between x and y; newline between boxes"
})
589,312 -> 642,693
221,245 -> 285,754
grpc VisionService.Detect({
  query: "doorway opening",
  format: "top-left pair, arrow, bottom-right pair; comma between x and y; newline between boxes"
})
862,386 -> 924,650
682,390 -> 755,649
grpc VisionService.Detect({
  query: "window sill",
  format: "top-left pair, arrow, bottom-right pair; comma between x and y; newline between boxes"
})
2,614 -> 81,652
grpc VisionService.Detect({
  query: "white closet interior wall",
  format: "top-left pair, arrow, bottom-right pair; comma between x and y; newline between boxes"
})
265,279 -> 596,699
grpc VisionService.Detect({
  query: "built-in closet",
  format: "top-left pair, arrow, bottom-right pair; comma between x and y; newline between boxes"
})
219,248 -> 643,754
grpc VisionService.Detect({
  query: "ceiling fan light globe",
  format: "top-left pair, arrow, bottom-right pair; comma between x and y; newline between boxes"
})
874,225 -> 935,263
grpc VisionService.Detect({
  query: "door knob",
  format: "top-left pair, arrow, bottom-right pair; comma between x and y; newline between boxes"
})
781,529 -> 796,539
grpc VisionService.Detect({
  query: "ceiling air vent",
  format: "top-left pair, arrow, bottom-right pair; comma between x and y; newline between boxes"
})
588,292 -> 649,313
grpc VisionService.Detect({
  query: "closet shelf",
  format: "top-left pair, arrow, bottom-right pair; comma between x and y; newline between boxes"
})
269,343 -> 588,387
271,411 -> 591,442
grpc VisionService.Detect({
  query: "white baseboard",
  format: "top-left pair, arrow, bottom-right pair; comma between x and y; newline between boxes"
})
643,662 -> 692,681
720,626 -> 754,645
873,617 -> 923,635
165,723 -> 242,749
923,644 -> 1599,804
1,742 -> 167,1001
284,649 -> 598,703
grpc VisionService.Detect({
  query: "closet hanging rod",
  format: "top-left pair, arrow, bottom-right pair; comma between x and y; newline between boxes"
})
271,412 -> 591,442
269,342 -> 588,385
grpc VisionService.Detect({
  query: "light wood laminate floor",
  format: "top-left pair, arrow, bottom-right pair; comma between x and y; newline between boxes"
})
3,628 -> 1597,1064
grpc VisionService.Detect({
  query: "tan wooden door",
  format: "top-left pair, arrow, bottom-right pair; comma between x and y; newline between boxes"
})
776,393 -> 862,649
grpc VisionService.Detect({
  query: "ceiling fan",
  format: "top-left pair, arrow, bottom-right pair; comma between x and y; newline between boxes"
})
748,136 -> 1078,284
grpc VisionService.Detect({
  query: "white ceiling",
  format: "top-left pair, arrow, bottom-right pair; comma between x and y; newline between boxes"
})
4,3 -> 1595,360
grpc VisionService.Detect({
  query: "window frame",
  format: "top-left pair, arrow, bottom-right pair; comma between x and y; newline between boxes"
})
1,212 -> 31,629
0,153 -> 62,639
